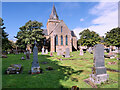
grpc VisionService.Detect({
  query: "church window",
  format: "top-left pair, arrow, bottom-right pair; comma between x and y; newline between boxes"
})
61,26 -> 63,32
66,35 -> 68,45
61,35 -> 63,45
55,35 -> 58,45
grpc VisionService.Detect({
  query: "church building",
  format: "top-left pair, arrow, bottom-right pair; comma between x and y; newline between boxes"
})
43,4 -> 77,52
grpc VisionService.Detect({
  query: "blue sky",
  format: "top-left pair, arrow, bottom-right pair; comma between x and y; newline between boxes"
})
2,2 -> 118,41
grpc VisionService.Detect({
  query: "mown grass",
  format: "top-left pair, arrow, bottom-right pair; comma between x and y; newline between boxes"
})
2,51 -> 119,88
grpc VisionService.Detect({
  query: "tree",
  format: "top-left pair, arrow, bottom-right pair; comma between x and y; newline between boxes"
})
104,27 -> 120,48
15,20 -> 44,51
78,29 -> 101,47
0,17 -> 11,51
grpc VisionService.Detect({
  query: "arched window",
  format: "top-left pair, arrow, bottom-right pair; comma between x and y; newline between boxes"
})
61,35 -> 63,45
55,35 -> 58,45
66,35 -> 68,45
61,26 -> 63,33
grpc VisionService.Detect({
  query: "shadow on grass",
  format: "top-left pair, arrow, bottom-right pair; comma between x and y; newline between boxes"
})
2,53 -> 84,88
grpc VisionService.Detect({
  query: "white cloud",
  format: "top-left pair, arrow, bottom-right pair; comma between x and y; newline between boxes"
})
73,2 -> 118,39
80,18 -> 84,22
73,27 -> 87,39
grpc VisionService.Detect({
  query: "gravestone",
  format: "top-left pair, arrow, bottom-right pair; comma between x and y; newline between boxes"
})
57,48 -> 62,56
6,64 -> 22,74
90,44 -> 109,84
45,49 -> 48,54
50,51 -> 53,56
2,55 -> 7,58
31,41 -> 40,74
41,47 -> 45,55
65,48 -> 70,58
79,49 -> 83,56
57,50 -> 60,56
14,50 -> 18,54
21,56 -> 25,60
88,47 -> 92,54
26,50 -> 30,60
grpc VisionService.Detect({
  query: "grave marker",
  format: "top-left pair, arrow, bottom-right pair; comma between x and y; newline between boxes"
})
65,48 -> 70,58
31,41 -> 40,74
90,44 -> 109,84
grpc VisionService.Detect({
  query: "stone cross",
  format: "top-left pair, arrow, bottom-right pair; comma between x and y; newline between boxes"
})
90,44 -> 109,84
79,48 -> 83,56
31,41 -> 40,74
65,48 -> 70,58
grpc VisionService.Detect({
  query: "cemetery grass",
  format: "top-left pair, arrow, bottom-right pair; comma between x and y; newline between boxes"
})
2,51 -> 119,88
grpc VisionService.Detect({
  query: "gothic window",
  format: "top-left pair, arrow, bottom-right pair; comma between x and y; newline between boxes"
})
55,35 -> 58,45
61,26 -> 63,33
66,35 -> 68,45
61,35 -> 63,45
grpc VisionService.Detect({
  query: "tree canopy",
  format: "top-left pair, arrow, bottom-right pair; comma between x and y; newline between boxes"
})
104,27 -> 120,47
0,17 -> 12,51
15,20 -> 44,50
78,29 -> 101,47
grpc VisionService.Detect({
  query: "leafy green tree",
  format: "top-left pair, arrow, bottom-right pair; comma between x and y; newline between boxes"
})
104,27 -> 120,48
0,17 -> 12,51
15,20 -> 44,51
78,29 -> 101,47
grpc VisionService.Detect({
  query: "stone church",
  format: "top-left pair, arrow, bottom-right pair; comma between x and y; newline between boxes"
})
43,4 -> 77,52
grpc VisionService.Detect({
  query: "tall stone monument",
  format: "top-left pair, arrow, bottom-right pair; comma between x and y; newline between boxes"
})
31,41 -> 40,74
90,44 -> 109,84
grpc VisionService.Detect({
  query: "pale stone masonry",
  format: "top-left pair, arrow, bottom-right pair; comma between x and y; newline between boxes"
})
43,4 -> 77,52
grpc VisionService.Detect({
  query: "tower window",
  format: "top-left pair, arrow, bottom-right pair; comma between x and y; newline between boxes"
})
66,35 -> 68,45
61,26 -> 63,33
61,35 -> 63,45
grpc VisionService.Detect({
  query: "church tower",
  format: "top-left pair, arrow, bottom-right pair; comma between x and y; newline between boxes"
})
47,4 -> 60,35
44,4 -> 77,52
49,4 -> 59,20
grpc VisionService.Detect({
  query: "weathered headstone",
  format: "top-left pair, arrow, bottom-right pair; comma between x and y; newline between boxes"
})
41,47 -> 45,55
90,44 -> 109,84
31,41 -> 40,74
79,48 -> 83,56
65,48 -> 70,58
57,49 -> 62,56
21,56 -> 25,60
45,49 -> 48,54
2,54 -> 7,58
26,50 -> 30,60
6,64 -> 22,74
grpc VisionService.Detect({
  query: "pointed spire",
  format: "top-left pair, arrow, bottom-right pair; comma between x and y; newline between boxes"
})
49,4 -> 59,20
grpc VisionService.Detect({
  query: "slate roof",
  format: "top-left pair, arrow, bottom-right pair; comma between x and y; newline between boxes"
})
42,29 -> 48,36
71,31 -> 76,37
49,4 -> 59,20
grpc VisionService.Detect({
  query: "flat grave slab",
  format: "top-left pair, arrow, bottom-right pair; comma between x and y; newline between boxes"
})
6,64 -> 22,74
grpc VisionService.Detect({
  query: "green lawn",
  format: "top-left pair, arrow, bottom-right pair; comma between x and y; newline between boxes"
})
2,51 -> 119,88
